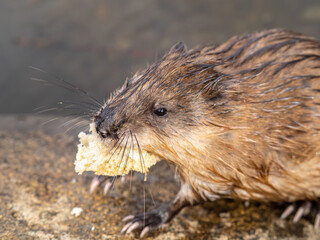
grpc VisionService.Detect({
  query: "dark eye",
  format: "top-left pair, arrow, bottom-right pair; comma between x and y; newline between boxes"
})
153,108 -> 167,117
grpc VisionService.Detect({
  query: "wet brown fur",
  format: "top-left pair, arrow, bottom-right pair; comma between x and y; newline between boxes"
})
98,29 -> 320,204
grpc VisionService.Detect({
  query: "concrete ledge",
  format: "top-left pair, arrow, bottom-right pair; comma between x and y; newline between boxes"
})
0,115 -> 318,239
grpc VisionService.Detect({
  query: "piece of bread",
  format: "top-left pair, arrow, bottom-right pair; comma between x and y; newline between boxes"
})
74,123 -> 160,177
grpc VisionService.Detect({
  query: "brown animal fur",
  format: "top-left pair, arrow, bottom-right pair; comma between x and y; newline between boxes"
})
95,29 -> 320,233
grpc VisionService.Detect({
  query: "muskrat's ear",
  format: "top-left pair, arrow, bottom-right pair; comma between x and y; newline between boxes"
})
169,42 -> 187,54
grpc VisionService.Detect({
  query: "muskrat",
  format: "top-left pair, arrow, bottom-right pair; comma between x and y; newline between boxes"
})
91,29 -> 320,237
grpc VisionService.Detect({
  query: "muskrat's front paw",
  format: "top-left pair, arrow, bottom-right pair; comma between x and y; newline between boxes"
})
121,209 -> 168,238
89,174 -> 133,195
280,200 -> 320,228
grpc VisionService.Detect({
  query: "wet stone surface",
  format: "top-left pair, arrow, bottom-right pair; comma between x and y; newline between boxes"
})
0,115 -> 319,239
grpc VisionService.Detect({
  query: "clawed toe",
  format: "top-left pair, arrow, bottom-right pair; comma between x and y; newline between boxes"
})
140,226 -> 150,238
89,173 -> 133,195
280,200 -> 319,227
119,192 -> 189,237
121,221 -> 132,233
121,221 -> 140,234
280,203 -> 296,219
103,180 -> 113,195
293,201 -> 311,223
89,175 -> 109,194
120,208 -> 169,237
315,210 -> 320,228
121,216 -> 154,237
89,175 -> 117,195
122,215 -> 135,222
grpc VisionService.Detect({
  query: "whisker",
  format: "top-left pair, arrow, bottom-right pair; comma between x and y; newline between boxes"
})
121,131 -> 134,176
65,120 -> 90,133
104,133 -> 126,165
117,136 -> 129,175
109,175 -> 118,194
108,136 -> 128,195
55,103 -> 97,113
128,132 -> 135,193
57,101 -> 99,112
147,184 -> 156,206
34,101 -> 96,120
129,171 -> 133,192
34,105 -> 53,111
36,107 -> 59,114
134,134 -> 147,181
123,136 -> 132,175
143,184 -> 146,227
70,119 -> 89,128
30,66 -> 103,115
61,116 -> 85,128
61,79 -> 103,107
29,66 -> 49,74
107,134 -> 123,155
62,118 -> 88,134
30,77 -> 49,83
62,110 -> 96,118
134,135 -> 144,173
74,121 -> 90,130
40,117 -> 60,127
64,100 -> 101,111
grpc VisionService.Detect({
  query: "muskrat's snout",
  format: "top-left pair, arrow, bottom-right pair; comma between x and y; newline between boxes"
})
94,107 -> 119,140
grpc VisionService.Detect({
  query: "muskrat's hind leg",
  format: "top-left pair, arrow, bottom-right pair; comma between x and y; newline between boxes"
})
121,183 -> 200,238
90,173 -> 133,195
280,200 -> 320,228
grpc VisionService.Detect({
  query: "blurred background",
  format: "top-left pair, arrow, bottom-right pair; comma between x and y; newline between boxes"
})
1,0 -> 320,115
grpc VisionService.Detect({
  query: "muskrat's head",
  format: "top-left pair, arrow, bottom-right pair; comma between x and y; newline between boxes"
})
94,42 -> 228,162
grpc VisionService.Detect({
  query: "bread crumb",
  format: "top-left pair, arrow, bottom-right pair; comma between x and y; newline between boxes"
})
74,123 -> 160,177
71,207 -> 83,217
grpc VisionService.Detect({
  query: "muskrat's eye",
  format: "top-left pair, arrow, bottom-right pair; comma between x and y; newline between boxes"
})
153,108 -> 167,117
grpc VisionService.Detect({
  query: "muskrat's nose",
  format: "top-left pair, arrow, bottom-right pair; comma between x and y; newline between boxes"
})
94,109 -> 118,140
94,116 -> 108,138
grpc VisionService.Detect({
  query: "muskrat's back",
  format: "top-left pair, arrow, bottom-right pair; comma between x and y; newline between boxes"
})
184,29 -> 320,202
